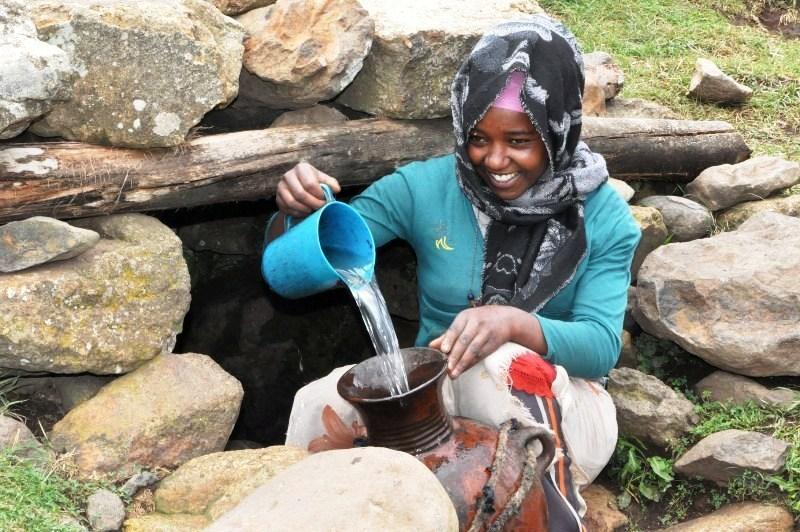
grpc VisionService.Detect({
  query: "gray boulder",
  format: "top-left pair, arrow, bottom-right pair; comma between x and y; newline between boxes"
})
686,156 -> 800,211
716,193 -> 800,231
694,371 -> 797,408
0,217 -> 99,273
0,0 -> 75,139
50,353 -> 243,480
607,367 -> 698,448
236,0 -> 374,109
28,0 -> 245,147
687,58 -> 752,105
674,429 -> 789,485
0,214 -> 191,374
633,212 -> 800,377
636,196 -> 713,242
337,0 -> 541,118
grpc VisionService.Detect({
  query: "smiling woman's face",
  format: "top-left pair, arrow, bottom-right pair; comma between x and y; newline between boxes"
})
466,106 -> 549,201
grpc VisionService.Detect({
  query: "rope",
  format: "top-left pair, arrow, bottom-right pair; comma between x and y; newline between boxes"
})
467,418 -> 553,532
466,419 -> 515,532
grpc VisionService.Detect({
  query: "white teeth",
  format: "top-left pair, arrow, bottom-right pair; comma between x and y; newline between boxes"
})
489,172 -> 518,183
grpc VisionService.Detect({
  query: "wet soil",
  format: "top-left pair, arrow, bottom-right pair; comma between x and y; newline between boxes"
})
729,4 -> 800,39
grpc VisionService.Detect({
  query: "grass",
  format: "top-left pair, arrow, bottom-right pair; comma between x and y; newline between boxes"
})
541,0 -> 800,159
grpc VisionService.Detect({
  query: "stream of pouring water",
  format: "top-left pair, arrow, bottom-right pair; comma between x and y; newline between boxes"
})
335,266 -> 410,396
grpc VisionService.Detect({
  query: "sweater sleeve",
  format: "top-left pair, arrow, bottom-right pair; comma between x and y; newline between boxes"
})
537,192 -> 641,378
349,167 -> 417,247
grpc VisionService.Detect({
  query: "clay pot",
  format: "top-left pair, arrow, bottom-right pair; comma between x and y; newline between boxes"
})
338,348 -> 555,531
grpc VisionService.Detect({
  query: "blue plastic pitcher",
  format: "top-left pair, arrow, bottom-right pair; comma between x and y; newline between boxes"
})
262,184 -> 376,298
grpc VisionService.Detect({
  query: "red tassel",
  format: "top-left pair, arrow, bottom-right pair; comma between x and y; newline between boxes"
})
508,352 -> 556,398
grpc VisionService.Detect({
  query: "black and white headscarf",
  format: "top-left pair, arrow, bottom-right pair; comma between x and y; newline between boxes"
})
451,15 -> 609,313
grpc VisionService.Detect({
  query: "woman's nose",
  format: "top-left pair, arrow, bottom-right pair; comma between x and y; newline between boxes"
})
484,143 -> 508,170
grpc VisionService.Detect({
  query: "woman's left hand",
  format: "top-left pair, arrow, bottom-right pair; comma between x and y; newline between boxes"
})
429,305 -> 532,379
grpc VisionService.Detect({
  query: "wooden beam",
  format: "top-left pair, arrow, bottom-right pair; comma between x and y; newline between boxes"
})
0,117 -> 749,223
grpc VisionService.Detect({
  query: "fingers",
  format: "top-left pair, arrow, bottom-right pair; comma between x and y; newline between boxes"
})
276,162 -> 340,218
439,314 -> 489,378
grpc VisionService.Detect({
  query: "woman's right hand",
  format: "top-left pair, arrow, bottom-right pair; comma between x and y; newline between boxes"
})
276,162 -> 342,218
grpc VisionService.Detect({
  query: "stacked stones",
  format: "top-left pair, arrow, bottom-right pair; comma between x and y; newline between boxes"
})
2,0 -> 799,530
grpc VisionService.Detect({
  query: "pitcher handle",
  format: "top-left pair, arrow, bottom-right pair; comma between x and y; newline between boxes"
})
285,183 -> 336,231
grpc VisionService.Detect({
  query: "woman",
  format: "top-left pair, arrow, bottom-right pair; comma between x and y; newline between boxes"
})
268,15 -> 640,527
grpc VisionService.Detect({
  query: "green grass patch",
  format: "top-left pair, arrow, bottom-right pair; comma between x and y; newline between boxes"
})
541,0 -> 800,159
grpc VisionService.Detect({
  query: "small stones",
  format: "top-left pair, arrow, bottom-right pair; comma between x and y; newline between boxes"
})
0,217 -> 99,273
686,156 -> 800,211
694,371 -> 798,408
608,178 -> 635,203
674,429 -> 790,485
629,205 -> 668,280
636,196 -> 713,242
607,368 -> 698,448
687,58 -> 753,105
86,489 -> 125,532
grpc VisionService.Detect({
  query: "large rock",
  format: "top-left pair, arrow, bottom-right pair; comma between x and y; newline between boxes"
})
154,446 -> 307,519
687,58 -> 753,105
607,367 -> 698,448
337,0 -> 542,118
674,429 -> 790,485
0,0 -> 75,139
0,217 -> 99,273
236,0 -> 374,109
210,0 -> 275,16
636,196 -> 713,242
0,214 -> 191,374
633,212 -> 800,376
28,0 -> 245,147
50,353 -> 243,479
629,205 -> 668,280
695,371 -> 798,408
206,447 -> 458,531
686,156 -> 800,211
716,193 -> 800,231
660,501 -> 793,532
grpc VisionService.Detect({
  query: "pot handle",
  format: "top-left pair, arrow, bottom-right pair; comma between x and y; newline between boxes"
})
521,424 -> 557,481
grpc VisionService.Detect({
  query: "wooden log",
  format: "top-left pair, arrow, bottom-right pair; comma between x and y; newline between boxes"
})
582,117 -> 750,181
0,117 -> 749,223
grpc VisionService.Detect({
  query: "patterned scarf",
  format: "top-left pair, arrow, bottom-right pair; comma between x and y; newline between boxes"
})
450,16 -> 609,313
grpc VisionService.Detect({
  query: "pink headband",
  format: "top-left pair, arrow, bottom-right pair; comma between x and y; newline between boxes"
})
492,71 -> 526,113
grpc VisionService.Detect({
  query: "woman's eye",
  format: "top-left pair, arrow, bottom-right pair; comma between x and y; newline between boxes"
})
509,138 -> 532,146
468,134 -> 486,144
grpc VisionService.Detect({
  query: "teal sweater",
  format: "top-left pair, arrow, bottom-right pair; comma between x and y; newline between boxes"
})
350,154 -> 641,379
